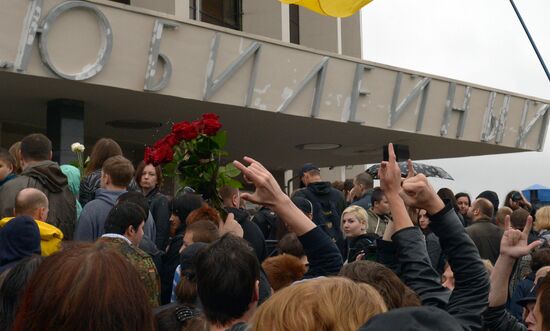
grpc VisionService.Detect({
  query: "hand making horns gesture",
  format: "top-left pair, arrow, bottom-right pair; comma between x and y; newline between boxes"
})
500,215 -> 542,259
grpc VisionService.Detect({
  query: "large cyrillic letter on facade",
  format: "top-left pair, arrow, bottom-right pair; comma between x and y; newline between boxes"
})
276,57 -> 329,118
38,1 -> 113,80
480,93 -> 510,144
388,72 -> 431,131
14,0 -> 44,72
144,19 -> 179,91
347,63 -> 373,124
203,33 -> 262,107
517,101 -> 550,150
440,82 -> 471,138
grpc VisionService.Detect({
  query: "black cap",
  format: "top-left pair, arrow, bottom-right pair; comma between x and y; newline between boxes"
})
516,281 -> 541,307
299,163 -> 319,178
291,196 -> 313,215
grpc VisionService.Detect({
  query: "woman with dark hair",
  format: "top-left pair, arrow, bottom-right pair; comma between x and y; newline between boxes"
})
79,138 -> 123,206
437,188 -> 465,227
0,255 -> 43,331
417,209 -> 444,274
160,193 -> 204,305
12,242 -> 155,331
454,192 -> 471,225
504,190 -> 532,212
135,161 -> 171,251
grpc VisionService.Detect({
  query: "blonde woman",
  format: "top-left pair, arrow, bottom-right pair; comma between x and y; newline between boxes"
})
249,277 -> 387,331
535,206 -> 550,243
341,205 -> 378,262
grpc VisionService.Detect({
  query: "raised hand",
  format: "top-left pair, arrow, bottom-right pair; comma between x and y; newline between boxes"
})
500,215 -> 541,259
400,174 -> 444,215
378,143 -> 403,197
233,156 -> 315,236
378,143 -> 414,231
406,159 -> 415,178
233,156 -> 287,208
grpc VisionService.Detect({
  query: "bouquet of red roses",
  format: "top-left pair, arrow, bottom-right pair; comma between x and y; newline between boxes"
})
144,113 -> 241,208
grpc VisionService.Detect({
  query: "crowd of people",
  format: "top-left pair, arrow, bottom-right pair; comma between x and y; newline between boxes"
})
0,134 -> 549,331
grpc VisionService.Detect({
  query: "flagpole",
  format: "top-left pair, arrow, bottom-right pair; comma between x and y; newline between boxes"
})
509,0 -> 550,83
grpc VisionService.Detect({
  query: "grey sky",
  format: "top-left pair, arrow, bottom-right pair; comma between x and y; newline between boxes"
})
361,0 -> 550,203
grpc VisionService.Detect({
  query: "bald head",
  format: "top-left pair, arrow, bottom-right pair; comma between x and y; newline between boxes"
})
469,198 -> 494,221
14,188 -> 49,221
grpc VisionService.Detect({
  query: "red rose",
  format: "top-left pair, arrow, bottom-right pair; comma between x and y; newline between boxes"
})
144,147 -> 155,164
203,118 -> 222,136
172,121 -> 199,141
192,120 -> 204,134
154,133 -> 179,148
202,113 -> 219,121
152,144 -> 173,165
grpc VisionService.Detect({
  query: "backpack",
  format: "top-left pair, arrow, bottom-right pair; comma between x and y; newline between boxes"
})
251,207 -> 280,241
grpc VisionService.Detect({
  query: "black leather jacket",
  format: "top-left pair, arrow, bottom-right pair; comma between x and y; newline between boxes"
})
390,204 -> 489,331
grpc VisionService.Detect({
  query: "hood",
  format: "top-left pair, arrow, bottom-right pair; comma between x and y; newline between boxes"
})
307,181 -> 332,196
22,161 -> 68,193
0,216 -> 41,266
94,188 -> 127,206
60,164 -> 81,197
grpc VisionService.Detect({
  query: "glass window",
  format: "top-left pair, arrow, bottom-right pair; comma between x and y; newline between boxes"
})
289,4 -> 300,44
192,0 -> 242,31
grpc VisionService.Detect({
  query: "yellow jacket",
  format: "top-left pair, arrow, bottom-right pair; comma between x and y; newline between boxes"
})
0,217 -> 63,256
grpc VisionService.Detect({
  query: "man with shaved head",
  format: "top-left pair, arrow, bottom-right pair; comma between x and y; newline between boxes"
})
14,188 -> 49,222
466,197 -> 504,265
0,188 -> 63,256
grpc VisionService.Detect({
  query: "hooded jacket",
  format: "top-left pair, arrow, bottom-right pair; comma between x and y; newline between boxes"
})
0,161 -> 76,240
60,164 -> 83,219
293,181 -> 346,254
0,216 -> 41,274
74,188 -> 126,241
0,217 -> 63,256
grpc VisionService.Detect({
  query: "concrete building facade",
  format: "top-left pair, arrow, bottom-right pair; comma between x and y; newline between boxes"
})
1,0 -> 548,189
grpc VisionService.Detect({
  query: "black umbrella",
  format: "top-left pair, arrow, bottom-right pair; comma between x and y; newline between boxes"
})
366,162 -> 454,180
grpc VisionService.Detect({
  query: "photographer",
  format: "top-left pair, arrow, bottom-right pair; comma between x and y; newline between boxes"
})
504,190 -> 532,212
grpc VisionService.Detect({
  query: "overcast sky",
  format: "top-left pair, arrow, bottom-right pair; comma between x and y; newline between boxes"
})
361,0 -> 550,204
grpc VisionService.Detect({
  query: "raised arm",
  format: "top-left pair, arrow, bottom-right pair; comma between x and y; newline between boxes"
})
378,144 -> 449,307
397,148 -> 489,331
483,215 -> 541,331
490,216 -> 540,306
234,157 -> 342,277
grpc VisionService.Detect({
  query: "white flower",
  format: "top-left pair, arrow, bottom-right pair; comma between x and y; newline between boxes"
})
71,142 -> 85,153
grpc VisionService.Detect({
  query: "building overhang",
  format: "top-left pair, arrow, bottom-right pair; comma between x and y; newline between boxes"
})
1,0 -> 549,170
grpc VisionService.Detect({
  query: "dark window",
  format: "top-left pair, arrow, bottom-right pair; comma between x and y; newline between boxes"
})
190,0 -> 242,31
110,0 -> 130,4
289,4 -> 299,44
190,0 -> 197,19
